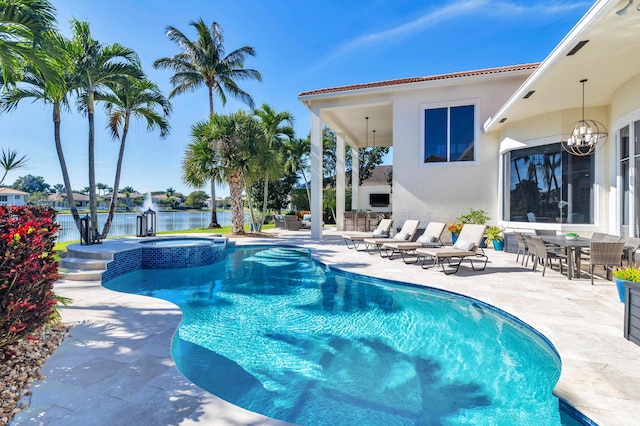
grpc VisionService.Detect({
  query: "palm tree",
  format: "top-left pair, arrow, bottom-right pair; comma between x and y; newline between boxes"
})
284,137 -> 311,206
70,19 -> 142,241
0,0 -> 56,85
154,18 -> 261,228
97,76 -> 171,238
153,18 -> 261,115
253,103 -> 294,231
206,111 -> 268,234
182,120 -> 223,228
0,148 -> 28,185
0,32 -> 84,232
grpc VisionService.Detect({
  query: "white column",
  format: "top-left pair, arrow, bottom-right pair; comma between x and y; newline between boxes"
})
351,147 -> 360,211
336,135 -> 346,231
310,108 -> 323,240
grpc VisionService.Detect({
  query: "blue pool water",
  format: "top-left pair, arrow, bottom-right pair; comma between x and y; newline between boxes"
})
104,246 -> 565,425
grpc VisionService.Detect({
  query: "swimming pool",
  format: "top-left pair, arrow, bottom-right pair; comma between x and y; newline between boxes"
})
105,245 -> 565,425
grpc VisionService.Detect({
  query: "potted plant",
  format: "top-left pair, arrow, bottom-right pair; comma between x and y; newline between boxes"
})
613,266 -> 640,303
457,209 -> 490,247
447,222 -> 463,243
484,226 -> 504,251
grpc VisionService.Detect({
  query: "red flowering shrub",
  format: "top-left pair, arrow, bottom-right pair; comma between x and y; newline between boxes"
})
0,206 -> 60,351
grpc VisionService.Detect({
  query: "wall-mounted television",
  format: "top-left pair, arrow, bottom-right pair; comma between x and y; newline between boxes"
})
369,193 -> 390,207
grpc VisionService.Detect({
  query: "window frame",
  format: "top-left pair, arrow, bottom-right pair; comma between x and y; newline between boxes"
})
420,99 -> 479,166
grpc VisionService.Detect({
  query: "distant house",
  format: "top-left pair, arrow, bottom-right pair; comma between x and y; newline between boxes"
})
354,165 -> 392,213
44,193 -> 90,209
0,188 -> 28,206
206,197 -> 224,209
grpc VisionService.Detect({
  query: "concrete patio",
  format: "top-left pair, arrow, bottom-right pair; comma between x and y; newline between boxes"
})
11,229 -> 640,425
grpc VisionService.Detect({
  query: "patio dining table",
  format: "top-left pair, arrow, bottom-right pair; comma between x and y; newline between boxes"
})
540,236 -> 591,280
541,235 -> 638,280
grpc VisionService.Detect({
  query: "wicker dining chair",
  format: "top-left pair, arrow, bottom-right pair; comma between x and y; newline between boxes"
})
588,241 -> 625,285
514,232 -> 529,265
530,236 -> 566,277
522,234 -> 538,268
623,237 -> 640,266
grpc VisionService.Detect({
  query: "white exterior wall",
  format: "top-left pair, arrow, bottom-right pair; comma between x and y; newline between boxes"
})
357,184 -> 392,213
391,75 -> 529,227
0,194 -> 26,206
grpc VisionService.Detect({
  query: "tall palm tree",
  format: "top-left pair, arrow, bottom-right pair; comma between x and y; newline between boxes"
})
253,103 -> 293,231
0,32 -> 85,232
154,18 -> 261,228
182,120 -> 223,228
153,18 -> 261,114
284,137 -> 311,206
70,19 -> 142,241
0,0 -> 56,85
97,76 -> 171,238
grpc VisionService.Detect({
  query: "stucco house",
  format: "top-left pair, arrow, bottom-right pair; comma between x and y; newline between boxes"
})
299,0 -> 640,240
0,187 -> 28,206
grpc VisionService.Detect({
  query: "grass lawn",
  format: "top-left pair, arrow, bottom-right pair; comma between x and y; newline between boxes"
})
53,223 -> 276,253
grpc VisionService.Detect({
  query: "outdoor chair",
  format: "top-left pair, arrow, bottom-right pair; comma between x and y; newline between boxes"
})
522,234 -> 538,268
623,237 -> 640,266
414,224 -> 488,275
380,222 -> 446,262
363,219 -> 420,255
529,236 -> 567,277
343,211 -> 355,232
514,232 -> 530,265
588,241 -> 625,285
343,219 -> 393,250
283,215 -> 301,231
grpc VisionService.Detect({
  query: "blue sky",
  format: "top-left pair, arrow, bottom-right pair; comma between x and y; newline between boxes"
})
0,0 -> 593,197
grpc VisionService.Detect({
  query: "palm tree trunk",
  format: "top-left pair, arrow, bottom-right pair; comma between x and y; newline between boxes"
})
244,176 -> 258,233
208,178 -> 220,228
228,171 -> 244,234
87,93 -> 99,241
259,174 -> 269,232
53,102 -> 82,233
101,115 -> 129,238
208,86 -> 214,116
300,163 -> 311,209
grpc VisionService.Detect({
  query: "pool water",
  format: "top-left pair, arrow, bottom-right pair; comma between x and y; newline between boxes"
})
105,246 -> 564,425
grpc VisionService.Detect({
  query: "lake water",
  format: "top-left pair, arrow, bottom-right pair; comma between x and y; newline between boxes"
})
55,211 -> 238,242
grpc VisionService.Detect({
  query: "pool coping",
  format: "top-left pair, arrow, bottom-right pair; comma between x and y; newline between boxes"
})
12,230 -> 640,425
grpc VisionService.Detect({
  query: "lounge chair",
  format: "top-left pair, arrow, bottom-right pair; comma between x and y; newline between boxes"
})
343,219 -> 393,250
380,222 -> 446,263
414,224 -> 488,274
363,220 -> 420,254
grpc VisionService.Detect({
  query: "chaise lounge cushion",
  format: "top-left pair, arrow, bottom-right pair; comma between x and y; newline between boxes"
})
418,234 -> 437,244
453,239 -> 476,251
394,232 -> 410,241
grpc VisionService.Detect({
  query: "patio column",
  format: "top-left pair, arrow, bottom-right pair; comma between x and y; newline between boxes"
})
336,135 -> 346,231
351,147 -> 360,211
310,108 -> 323,240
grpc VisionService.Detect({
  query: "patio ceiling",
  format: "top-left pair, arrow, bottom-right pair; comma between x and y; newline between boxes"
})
321,103 -> 393,149
485,0 -> 640,131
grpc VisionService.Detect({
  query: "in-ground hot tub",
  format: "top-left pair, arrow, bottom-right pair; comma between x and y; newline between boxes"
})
101,237 -> 227,282
139,237 -> 226,269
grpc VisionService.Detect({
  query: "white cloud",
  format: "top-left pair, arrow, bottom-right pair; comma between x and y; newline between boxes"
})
312,0 -> 591,70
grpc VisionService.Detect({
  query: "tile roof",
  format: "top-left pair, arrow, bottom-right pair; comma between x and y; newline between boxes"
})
0,187 -> 29,195
298,63 -> 540,97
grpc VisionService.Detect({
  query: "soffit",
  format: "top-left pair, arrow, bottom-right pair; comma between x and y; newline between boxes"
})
486,1 -> 640,131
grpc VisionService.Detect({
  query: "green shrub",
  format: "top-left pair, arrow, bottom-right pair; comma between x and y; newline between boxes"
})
1,206 -> 60,351
613,266 -> 640,282
457,209 -> 490,225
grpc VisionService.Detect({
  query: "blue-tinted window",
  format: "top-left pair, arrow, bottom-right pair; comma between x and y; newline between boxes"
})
424,105 -> 475,163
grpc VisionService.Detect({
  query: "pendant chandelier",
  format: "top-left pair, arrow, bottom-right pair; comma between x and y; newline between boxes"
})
561,79 -> 607,156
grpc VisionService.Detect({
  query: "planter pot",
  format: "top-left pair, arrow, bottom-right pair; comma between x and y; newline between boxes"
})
615,277 -> 627,303
480,236 -> 488,248
451,232 -> 458,244
492,239 -> 505,251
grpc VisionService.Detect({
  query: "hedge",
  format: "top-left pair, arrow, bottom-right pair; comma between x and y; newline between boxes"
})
0,206 -> 60,351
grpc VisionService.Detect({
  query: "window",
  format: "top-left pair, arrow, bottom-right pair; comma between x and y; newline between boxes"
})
504,144 -> 594,224
0,195 -> 7,202
424,105 -> 475,163
619,120 -> 640,237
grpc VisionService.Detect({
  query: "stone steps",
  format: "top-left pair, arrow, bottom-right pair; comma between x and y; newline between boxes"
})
60,248 -> 113,281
